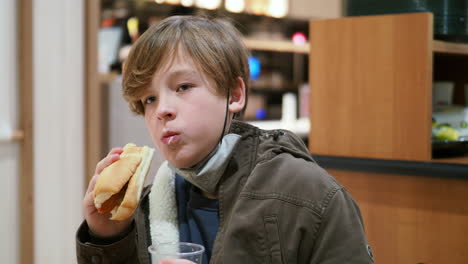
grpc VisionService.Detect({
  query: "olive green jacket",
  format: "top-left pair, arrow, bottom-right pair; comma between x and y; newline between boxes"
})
76,121 -> 374,264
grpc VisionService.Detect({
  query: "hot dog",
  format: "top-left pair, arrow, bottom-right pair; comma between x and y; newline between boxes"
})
94,143 -> 154,220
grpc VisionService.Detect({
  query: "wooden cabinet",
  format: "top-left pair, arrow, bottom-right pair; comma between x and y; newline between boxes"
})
330,168 -> 468,264
308,12 -> 468,163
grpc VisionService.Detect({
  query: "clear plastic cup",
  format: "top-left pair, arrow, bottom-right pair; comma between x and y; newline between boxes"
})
148,242 -> 205,264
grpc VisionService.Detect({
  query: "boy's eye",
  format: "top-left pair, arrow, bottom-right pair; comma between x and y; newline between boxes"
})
143,96 -> 157,105
177,83 -> 193,92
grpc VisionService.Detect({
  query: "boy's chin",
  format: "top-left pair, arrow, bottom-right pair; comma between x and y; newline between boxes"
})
164,147 -> 213,169
168,157 -> 199,169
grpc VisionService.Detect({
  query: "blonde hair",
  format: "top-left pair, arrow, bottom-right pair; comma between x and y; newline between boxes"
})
122,15 -> 250,117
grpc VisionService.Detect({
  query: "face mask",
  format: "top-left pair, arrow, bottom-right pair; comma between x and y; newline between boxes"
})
168,133 -> 241,194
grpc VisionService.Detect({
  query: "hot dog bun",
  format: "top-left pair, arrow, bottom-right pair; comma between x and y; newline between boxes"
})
94,143 -> 154,220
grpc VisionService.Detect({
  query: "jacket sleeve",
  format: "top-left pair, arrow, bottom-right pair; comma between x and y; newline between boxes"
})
76,221 -> 140,264
309,188 -> 374,264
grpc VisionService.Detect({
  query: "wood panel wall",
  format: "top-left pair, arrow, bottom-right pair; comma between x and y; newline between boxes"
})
309,13 -> 433,161
329,169 -> 468,264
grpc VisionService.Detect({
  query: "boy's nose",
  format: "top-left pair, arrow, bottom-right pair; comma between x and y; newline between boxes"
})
155,91 -> 176,121
156,106 -> 176,121
158,112 -> 175,120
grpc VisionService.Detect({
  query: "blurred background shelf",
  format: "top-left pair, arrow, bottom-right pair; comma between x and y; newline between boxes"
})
99,72 -> 119,84
0,130 -> 24,142
433,40 -> 468,56
12,130 -> 24,141
244,38 -> 309,54
247,118 -> 310,137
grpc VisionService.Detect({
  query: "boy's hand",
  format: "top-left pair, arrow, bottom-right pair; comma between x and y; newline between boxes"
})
83,147 -> 133,238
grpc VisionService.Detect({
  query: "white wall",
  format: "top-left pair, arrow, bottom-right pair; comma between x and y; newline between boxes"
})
33,0 -> 85,263
0,0 -> 19,263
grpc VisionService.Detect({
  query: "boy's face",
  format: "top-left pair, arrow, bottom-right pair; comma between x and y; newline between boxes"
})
141,51 -> 228,168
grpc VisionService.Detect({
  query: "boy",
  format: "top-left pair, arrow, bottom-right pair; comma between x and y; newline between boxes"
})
76,16 -> 373,264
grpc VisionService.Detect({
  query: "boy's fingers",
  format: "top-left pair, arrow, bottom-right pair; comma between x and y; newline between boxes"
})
86,147 -> 124,201
109,147 -> 124,155
83,190 -> 99,215
95,154 -> 120,175
84,189 -> 94,205
92,147 -> 124,175
86,175 -> 97,194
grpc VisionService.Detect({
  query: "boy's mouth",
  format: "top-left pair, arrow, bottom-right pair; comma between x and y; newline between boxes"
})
161,131 -> 180,145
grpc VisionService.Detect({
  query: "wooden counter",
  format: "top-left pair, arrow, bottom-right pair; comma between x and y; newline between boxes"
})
314,155 -> 468,264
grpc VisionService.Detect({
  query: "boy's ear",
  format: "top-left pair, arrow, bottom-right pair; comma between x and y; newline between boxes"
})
228,77 -> 246,114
